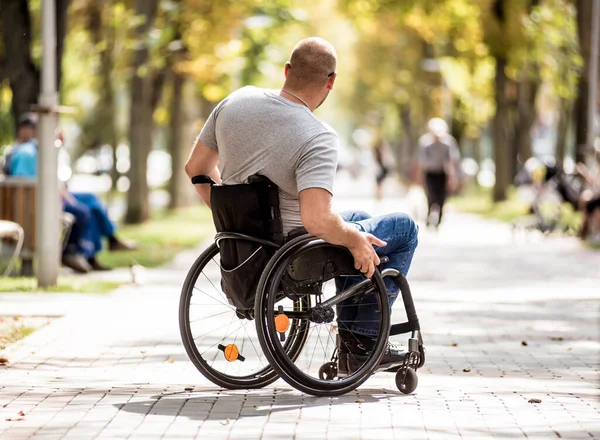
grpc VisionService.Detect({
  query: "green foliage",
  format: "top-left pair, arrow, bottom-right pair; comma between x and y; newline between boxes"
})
514,0 -> 582,100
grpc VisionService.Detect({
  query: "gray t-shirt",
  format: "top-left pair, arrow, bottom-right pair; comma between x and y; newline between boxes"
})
199,86 -> 339,234
417,133 -> 460,173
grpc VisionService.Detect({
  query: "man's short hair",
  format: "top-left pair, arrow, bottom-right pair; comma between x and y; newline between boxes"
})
286,37 -> 337,90
18,112 -> 38,128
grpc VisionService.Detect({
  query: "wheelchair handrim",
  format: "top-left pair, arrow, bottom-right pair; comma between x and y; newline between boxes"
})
255,238 -> 390,396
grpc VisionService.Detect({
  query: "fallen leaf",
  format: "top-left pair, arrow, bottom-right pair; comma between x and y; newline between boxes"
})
0,357 -> 8,365
168,359 -> 174,364
451,343 -> 458,347
140,351 -> 147,354
550,337 -> 564,341
355,399 -> 364,403
220,418 -> 230,425
463,368 -> 471,373
184,387 -> 194,391
5,418 -> 24,422
18,411 -> 25,417
2,404 -> 7,408
521,341 -> 528,346
528,398 -> 542,404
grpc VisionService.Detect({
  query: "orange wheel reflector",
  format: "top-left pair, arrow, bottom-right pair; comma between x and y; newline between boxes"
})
275,314 -> 290,333
223,344 -> 239,362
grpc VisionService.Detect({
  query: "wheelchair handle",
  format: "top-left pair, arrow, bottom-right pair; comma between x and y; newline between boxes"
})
191,175 -> 217,185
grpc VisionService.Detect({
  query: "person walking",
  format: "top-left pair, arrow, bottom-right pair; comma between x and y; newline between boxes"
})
416,118 -> 460,228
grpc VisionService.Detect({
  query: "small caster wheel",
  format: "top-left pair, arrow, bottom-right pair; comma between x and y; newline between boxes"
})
318,362 -> 338,380
396,367 -> 418,394
417,345 -> 426,369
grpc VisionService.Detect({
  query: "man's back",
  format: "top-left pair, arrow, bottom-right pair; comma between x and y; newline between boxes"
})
417,133 -> 458,173
200,86 -> 338,234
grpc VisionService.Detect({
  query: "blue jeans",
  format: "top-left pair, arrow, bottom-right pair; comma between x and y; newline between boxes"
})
63,193 -> 116,259
336,211 -> 419,336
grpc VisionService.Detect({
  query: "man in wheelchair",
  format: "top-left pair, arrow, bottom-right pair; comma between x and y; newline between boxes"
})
185,37 -> 419,377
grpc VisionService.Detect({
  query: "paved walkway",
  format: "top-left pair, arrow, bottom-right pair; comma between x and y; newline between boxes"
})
1,196 -> 599,440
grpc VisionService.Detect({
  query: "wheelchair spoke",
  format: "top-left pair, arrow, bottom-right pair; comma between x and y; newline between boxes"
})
189,310 -> 230,323
193,285 -> 234,310
241,321 -> 266,368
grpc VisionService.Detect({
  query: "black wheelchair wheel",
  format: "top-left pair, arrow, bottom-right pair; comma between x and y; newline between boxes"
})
179,243 -> 309,389
255,236 -> 390,397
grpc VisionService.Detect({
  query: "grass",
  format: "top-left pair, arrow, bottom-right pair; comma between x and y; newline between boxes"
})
0,325 -> 35,346
448,185 -> 530,222
449,185 -> 583,232
97,205 -> 214,269
0,277 -> 122,293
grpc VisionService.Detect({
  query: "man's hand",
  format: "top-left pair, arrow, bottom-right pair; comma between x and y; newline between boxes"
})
348,232 -> 387,278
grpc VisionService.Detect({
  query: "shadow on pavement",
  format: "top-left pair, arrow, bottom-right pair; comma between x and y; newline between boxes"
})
113,388 -> 405,421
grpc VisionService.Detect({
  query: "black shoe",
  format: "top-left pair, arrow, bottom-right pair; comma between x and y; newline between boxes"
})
347,341 -> 408,374
87,257 -> 112,271
340,330 -> 408,375
62,253 -> 91,273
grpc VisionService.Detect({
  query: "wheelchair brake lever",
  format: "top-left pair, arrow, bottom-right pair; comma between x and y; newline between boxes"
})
379,256 -> 389,265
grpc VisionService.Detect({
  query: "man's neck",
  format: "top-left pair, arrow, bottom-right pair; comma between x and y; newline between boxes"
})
279,87 -> 315,112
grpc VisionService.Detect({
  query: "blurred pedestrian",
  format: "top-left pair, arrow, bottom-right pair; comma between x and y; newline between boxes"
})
372,134 -> 391,200
576,161 -> 600,243
416,118 -> 460,228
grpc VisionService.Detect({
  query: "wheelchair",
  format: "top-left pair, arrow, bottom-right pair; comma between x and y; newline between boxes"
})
179,175 -> 425,397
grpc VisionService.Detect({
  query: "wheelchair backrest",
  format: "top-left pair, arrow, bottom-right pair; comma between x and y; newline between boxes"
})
210,175 -> 283,244
209,176 -> 283,310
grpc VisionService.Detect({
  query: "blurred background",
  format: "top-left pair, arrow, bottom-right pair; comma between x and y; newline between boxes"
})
0,0 -> 598,226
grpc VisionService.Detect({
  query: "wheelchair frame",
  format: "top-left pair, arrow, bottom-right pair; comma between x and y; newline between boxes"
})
179,175 -> 425,396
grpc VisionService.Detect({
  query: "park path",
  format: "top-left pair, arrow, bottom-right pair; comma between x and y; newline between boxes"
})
0,192 -> 599,440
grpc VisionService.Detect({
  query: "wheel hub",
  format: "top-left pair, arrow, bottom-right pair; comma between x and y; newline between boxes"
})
308,305 -> 335,323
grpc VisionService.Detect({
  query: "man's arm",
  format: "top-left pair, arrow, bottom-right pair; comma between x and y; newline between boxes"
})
299,188 -> 385,277
184,137 -> 221,209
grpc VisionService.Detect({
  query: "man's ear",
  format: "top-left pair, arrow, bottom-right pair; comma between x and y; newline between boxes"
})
284,62 -> 291,78
327,72 -> 337,90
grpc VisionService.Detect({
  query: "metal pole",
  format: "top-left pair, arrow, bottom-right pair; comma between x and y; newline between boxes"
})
587,0 -> 600,154
37,0 -> 60,287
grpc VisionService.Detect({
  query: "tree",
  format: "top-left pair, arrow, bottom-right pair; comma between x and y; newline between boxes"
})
0,0 -> 70,133
573,0 -> 593,163
124,0 -> 160,224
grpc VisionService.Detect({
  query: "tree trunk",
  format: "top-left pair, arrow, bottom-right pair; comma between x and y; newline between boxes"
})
167,70 -> 186,209
574,0 -> 592,163
398,104 -> 415,181
0,0 -> 69,133
55,0 -> 70,91
1,0 -> 39,131
89,0 -> 119,189
493,56 -> 510,202
514,80 -> 537,175
125,0 -> 160,224
555,98 -> 571,167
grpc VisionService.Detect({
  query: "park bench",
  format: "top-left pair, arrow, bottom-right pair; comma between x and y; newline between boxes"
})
0,176 -> 74,276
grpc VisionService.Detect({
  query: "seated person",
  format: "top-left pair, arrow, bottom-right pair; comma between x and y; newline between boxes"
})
5,113 -> 134,273
185,37 -> 419,375
577,162 -> 600,242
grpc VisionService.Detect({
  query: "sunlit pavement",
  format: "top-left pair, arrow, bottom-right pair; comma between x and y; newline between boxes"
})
1,187 -> 599,439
